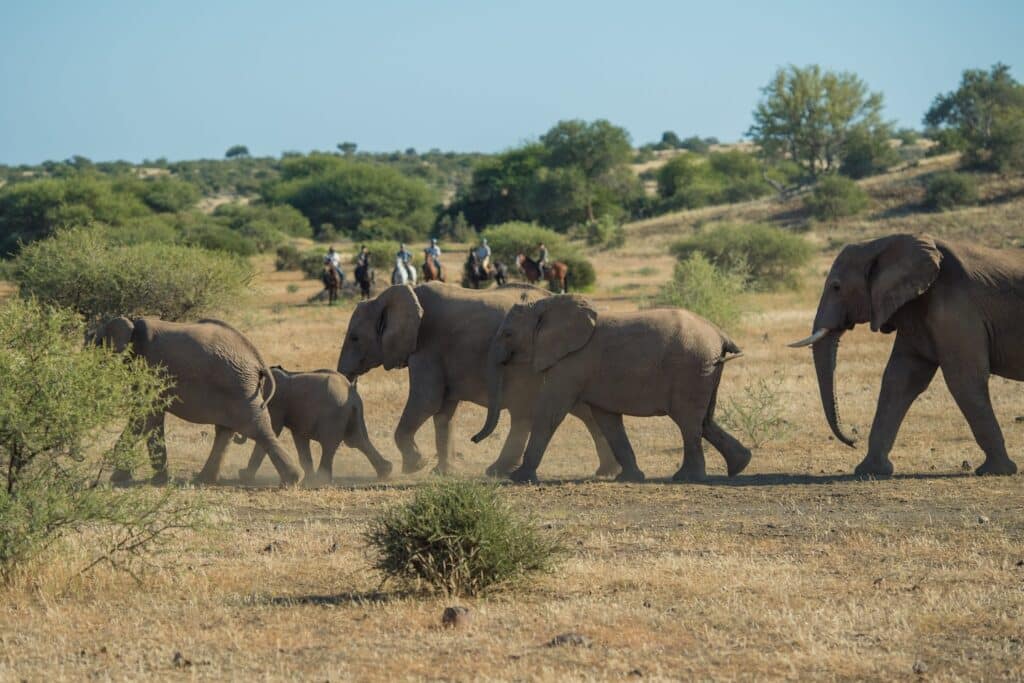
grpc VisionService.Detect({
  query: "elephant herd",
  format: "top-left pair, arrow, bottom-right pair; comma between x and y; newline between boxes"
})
95,233 -> 1021,486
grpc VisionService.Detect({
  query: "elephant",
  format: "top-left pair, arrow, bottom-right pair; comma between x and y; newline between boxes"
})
93,317 -> 303,485
336,282 -> 622,477
789,233 -> 1020,477
237,366 -> 392,485
472,295 -> 752,484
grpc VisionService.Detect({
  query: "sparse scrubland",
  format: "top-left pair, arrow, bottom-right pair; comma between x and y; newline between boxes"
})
1,63 -> 1023,680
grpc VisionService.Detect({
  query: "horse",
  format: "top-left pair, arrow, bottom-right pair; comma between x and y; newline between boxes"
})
465,252 -> 508,289
321,263 -> 343,305
354,263 -> 374,300
516,253 -> 569,293
422,256 -> 445,282
391,258 -> 417,286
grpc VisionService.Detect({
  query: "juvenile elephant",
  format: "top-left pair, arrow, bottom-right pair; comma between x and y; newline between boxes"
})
94,317 -> 302,485
790,233 -> 1020,476
472,295 -> 752,483
336,283 -> 621,477
237,366 -> 392,485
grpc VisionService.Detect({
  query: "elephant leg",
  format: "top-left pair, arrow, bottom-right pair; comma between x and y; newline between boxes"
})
344,417 -> 393,480
239,443 -> 265,484
588,406 -> 645,482
671,411 -> 708,482
511,391 -> 576,484
395,363 -> 444,473
485,414 -> 531,477
194,425 -> 235,485
942,364 -> 1018,476
857,344 -> 938,476
572,405 -> 621,477
242,412 -> 302,485
431,399 -> 459,475
291,434 -> 316,481
702,419 -> 752,477
111,412 -> 164,484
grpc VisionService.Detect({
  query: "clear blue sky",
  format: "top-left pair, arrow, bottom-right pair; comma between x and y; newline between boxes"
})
1,0 -> 1021,164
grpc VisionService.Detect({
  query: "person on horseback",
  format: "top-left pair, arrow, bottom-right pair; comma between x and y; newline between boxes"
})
324,246 -> 344,282
475,237 -> 491,273
356,245 -> 370,270
396,243 -> 414,281
536,242 -> 549,277
424,237 -> 443,279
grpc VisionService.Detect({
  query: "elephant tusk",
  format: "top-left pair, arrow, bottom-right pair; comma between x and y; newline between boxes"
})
787,328 -> 830,348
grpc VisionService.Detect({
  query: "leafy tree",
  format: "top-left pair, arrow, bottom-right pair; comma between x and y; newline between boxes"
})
656,131 -> 682,150
225,145 -> 250,158
670,223 -> 812,291
924,63 -> 1024,171
748,65 -> 892,177
337,142 -> 358,156
804,175 -> 869,221
678,136 -> 712,153
840,127 -> 899,179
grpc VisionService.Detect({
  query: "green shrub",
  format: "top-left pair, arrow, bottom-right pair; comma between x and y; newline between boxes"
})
0,299 -> 200,582
650,253 -> 745,328
579,216 -> 626,250
670,223 -> 811,291
275,245 -> 303,271
804,175 -> 869,220
364,480 -> 561,596
560,254 -> 596,291
480,222 -> 596,289
129,176 -> 201,213
718,374 -> 790,448
655,151 -> 771,211
924,171 -> 979,211
13,227 -> 253,322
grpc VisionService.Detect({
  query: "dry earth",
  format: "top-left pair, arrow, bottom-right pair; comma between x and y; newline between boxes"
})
2,166 -> 1024,681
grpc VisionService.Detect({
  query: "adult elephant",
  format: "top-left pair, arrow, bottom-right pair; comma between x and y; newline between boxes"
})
93,317 -> 303,485
336,283 -> 621,477
472,295 -> 751,483
789,233 -> 1020,477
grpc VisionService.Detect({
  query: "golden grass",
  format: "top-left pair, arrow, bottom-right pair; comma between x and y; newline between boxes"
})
2,170 -> 1024,680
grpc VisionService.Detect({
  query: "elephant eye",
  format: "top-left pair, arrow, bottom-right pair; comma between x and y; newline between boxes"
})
350,334 -> 359,342
830,281 -> 841,292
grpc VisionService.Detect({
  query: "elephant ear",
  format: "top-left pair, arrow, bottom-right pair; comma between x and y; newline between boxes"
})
376,284 -> 423,370
100,316 -> 135,353
869,234 -> 942,332
532,295 -> 597,373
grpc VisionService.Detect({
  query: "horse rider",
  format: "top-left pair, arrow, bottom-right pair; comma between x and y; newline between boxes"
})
324,246 -> 344,282
356,245 -> 371,271
396,242 -> 415,281
536,242 -> 549,276
424,237 -> 443,279
475,237 -> 491,273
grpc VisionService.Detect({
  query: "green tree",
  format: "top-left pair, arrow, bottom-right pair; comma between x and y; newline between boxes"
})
225,145 -> 250,158
337,142 -> 358,156
924,63 -> 1024,171
748,65 -> 892,177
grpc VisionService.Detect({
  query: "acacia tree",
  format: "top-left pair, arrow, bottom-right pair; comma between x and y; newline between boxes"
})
748,65 -> 891,177
225,145 -> 250,159
924,63 -> 1024,171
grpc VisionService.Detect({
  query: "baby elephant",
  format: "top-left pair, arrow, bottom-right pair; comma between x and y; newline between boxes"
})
238,366 -> 392,486
473,295 -> 751,483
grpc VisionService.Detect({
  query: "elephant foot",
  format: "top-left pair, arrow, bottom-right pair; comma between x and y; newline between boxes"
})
110,468 -> 133,486
671,467 -> 707,483
853,458 -> 894,477
278,467 -> 302,487
594,464 -> 623,478
375,460 -> 394,481
726,447 -> 753,477
402,455 -> 429,475
508,467 -> 540,485
975,457 -> 1018,476
150,469 -> 169,486
614,468 -> 646,483
302,470 -> 332,488
431,462 -> 454,477
192,470 -> 219,486
237,467 -> 257,485
485,460 -> 517,478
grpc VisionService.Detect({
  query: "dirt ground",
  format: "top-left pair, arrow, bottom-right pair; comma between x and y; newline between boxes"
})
2,181 -> 1024,680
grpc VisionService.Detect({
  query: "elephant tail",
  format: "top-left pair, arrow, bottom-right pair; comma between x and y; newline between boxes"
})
716,337 -> 743,364
257,366 -> 277,409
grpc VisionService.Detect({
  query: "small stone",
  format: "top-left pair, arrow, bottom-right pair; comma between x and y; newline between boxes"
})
1015,559 -> 1024,567
261,540 -> 285,554
961,460 -> 972,471
978,515 -> 990,525
628,668 -> 644,677
912,659 -> 927,675
327,541 -> 339,554
172,652 -> 192,668
547,632 -> 592,648
441,606 -> 472,629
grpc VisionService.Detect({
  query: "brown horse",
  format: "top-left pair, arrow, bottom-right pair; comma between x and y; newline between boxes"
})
516,253 -> 569,293
422,256 -> 445,282
322,264 -> 342,305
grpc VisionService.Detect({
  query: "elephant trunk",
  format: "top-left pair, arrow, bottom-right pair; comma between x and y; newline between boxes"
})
811,330 -> 856,447
471,344 -> 507,443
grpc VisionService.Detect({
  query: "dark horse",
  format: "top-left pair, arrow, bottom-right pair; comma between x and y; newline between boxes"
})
464,251 -> 507,289
422,256 -> 445,282
354,263 -> 374,300
516,253 -> 568,293
322,264 -> 343,305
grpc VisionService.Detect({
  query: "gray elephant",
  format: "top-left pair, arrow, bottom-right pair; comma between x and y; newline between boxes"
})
336,283 -> 621,477
237,366 -> 392,485
789,233 -> 1020,476
472,295 -> 752,483
93,317 -> 302,485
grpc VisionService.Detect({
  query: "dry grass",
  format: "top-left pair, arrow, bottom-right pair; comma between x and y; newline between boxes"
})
2,170 -> 1024,680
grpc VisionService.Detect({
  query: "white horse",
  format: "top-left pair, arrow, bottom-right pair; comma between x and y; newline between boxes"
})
391,258 -> 417,285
